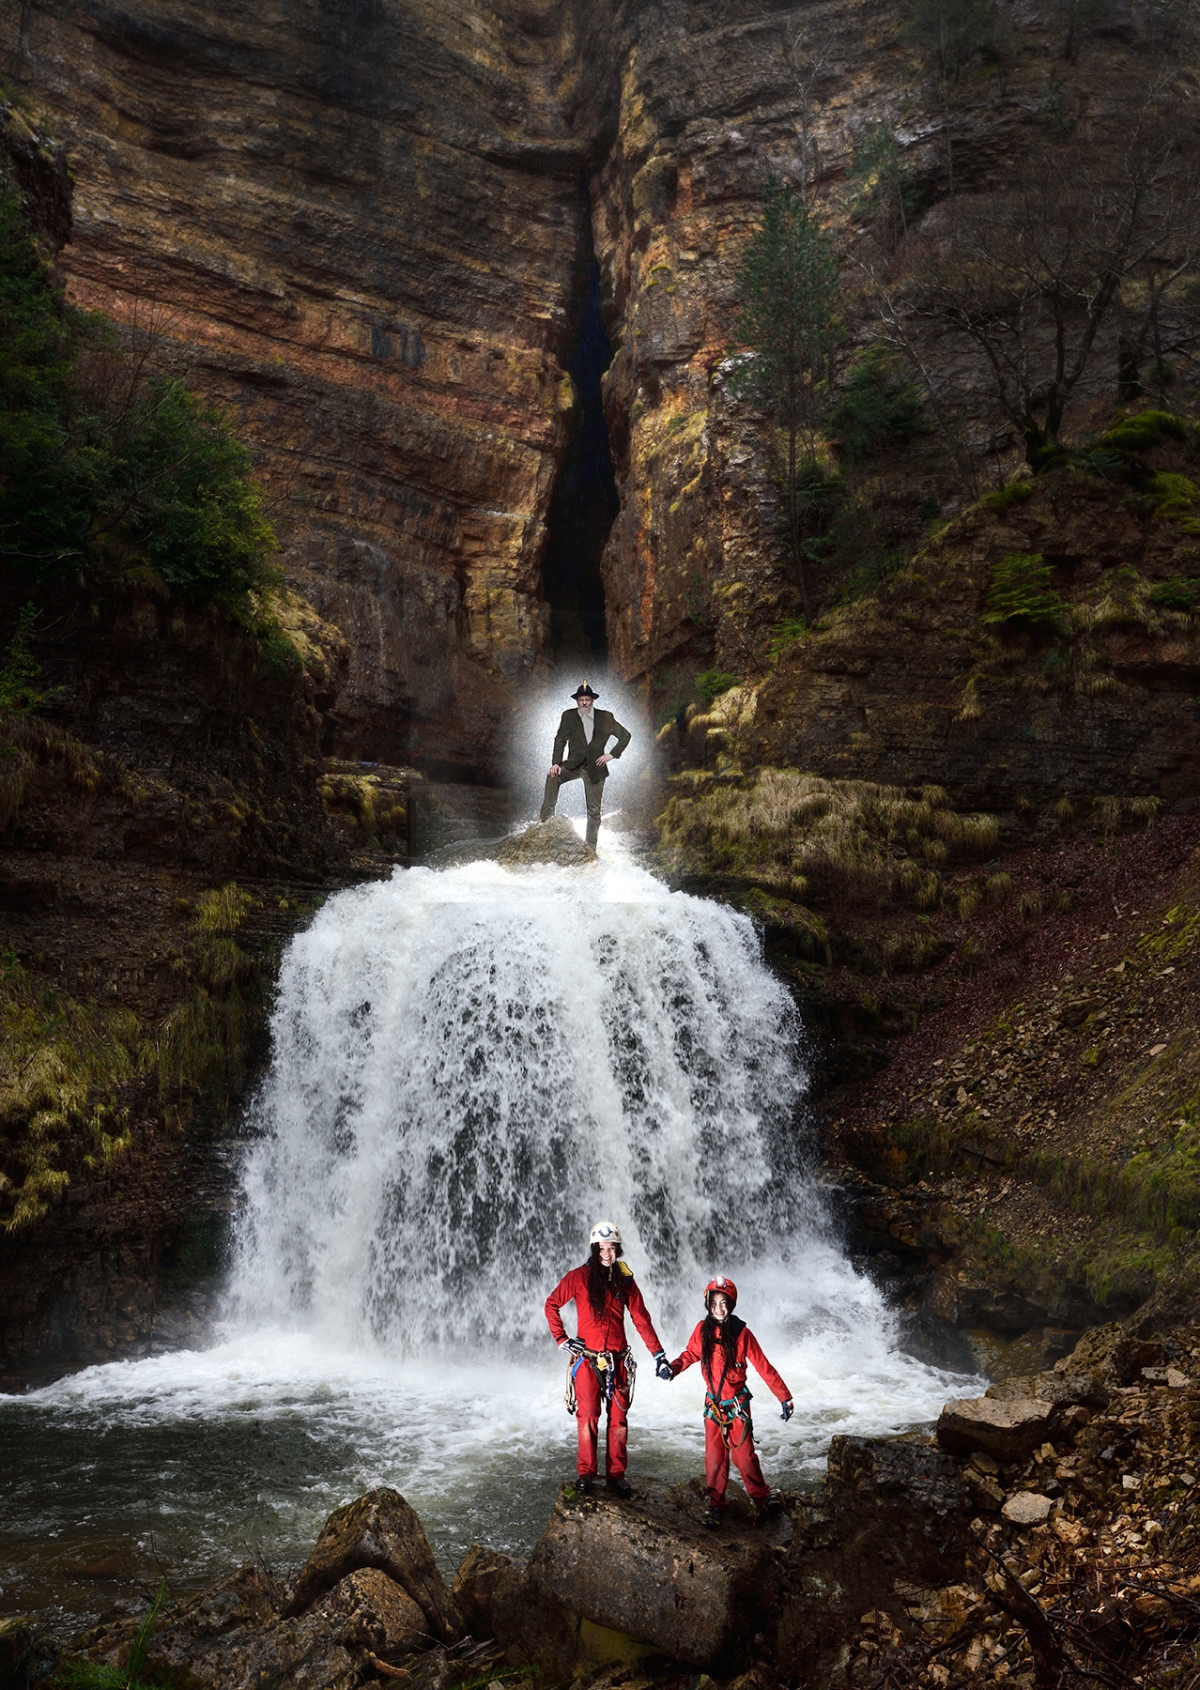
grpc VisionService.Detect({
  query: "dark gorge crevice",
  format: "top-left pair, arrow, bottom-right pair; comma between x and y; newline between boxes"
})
540,218 -> 618,670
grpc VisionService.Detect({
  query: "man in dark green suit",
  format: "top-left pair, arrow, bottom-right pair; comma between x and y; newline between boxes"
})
540,681 -> 632,848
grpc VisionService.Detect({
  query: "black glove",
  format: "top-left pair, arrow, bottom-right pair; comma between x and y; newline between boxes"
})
562,1337 -> 586,1358
654,1351 -> 673,1381
780,1399 -> 794,1422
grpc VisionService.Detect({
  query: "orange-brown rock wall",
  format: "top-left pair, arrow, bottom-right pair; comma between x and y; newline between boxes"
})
2,0 -> 620,780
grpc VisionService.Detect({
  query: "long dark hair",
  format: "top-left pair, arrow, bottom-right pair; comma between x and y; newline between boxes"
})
586,1242 -> 630,1317
701,1311 -> 744,1388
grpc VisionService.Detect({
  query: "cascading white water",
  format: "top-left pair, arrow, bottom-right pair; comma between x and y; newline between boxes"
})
0,838 -> 976,1630
229,854 -> 813,1348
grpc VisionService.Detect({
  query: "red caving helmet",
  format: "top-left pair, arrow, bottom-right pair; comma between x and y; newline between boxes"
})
704,1275 -> 738,1311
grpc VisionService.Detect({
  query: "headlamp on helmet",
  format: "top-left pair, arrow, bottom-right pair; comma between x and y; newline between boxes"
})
704,1275 -> 738,1311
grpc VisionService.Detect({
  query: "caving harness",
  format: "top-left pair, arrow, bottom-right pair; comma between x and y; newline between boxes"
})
704,1322 -> 753,1446
564,1347 -> 637,1416
704,1385 -> 754,1446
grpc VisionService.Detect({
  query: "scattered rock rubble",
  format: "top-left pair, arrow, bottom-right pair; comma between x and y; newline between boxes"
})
31,1323 -> 1200,1690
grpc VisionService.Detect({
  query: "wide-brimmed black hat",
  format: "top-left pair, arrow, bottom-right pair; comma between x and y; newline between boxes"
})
571,681 -> 599,700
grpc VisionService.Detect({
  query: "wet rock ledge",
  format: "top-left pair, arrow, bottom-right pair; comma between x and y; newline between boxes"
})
21,1321 -> 1200,1690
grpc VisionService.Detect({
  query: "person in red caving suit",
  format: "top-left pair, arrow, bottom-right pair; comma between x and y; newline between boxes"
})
669,1274 -> 794,1527
544,1220 -> 673,1497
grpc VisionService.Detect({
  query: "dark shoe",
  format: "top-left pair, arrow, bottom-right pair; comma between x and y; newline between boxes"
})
575,1477 -> 595,1497
606,1476 -> 632,1498
756,1495 -> 783,1523
704,1505 -> 724,1529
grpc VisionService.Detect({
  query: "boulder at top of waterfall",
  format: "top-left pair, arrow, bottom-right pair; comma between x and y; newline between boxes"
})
283,1487 -> 465,1640
936,1394 -> 1055,1461
527,1477 -> 786,1669
494,817 -> 597,867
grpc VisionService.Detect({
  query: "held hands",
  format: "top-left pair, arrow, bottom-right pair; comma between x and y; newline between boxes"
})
780,1399 -> 794,1422
561,1336 -> 586,1359
654,1351 -> 674,1381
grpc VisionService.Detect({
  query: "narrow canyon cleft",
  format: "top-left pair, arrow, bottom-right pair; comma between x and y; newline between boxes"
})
0,847 -> 972,1632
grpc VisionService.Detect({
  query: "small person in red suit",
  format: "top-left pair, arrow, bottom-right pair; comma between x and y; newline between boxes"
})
544,1220 -> 673,1497
669,1274 -> 794,1527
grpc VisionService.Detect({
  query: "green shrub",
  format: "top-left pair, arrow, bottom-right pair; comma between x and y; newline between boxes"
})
0,167 -> 278,611
983,480 -> 1035,510
1147,577 -> 1200,612
0,603 -> 53,714
1098,410 -> 1189,455
696,668 -> 737,706
981,552 -> 1071,632
58,1584 -> 169,1690
831,345 -> 928,466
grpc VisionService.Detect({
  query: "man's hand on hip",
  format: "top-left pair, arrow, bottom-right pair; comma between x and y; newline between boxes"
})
548,764 -> 561,777
596,753 -> 613,766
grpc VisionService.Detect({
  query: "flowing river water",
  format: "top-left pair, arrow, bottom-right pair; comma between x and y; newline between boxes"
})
1,842 -> 974,1631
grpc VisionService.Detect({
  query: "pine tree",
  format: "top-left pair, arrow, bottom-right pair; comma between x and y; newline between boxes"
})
729,182 -> 843,622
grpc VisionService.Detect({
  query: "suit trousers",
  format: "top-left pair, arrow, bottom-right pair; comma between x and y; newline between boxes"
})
541,765 -> 604,846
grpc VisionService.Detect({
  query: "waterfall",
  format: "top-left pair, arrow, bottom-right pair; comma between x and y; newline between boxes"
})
2,844 -> 974,1620
229,854 -> 817,1350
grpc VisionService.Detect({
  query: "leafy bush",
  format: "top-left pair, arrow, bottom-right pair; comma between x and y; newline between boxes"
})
1147,577 -> 1200,612
848,128 -> 923,248
831,345 -> 928,467
983,480 -> 1035,510
0,169 -> 278,610
0,603 -> 52,714
696,668 -> 737,706
1098,410 -> 1189,455
981,552 -> 1071,632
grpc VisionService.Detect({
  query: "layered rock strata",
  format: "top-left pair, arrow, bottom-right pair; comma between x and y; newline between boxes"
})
1,0 -> 618,780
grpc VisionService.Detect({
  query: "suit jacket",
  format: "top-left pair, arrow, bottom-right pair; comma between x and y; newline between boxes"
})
552,708 -> 631,781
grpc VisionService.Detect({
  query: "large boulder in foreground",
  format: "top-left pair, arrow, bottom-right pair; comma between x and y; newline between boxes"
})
454,1544 -> 580,1682
283,1487 -> 465,1641
525,1478 -> 786,1669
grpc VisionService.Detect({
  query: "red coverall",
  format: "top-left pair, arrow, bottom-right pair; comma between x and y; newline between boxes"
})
670,1320 -> 791,1509
545,1263 -> 665,1480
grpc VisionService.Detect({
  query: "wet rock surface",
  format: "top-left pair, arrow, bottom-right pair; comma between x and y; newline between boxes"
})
284,1490 -> 465,1643
527,1477 -> 786,1668
432,816 -> 597,869
937,1394 -> 1057,1463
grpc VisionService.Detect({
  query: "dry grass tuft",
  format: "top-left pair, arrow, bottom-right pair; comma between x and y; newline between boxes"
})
0,952 -> 140,1230
658,769 -> 999,911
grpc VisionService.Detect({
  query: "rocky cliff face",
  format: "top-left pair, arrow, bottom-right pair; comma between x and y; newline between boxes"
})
6,0 -> 1196,792
2,0 -> 618,781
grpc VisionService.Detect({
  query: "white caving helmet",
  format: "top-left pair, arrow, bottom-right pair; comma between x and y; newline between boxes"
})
589,1220 -> 623,1248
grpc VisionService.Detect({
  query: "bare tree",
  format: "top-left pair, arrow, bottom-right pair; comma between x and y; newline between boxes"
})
896,85 -> 1200,467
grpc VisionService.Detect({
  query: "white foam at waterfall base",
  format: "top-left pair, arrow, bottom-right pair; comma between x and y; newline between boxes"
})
1,845 -> 976,1616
